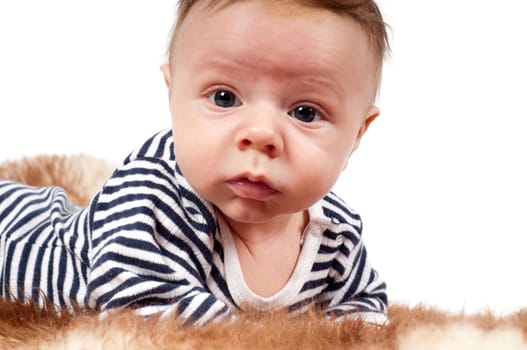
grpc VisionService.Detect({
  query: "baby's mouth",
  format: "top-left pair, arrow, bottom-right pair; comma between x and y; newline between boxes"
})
226,177 -> 278,201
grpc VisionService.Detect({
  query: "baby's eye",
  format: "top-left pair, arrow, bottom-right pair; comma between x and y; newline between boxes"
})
288,105 -> 322,123
208,90 -> 242,108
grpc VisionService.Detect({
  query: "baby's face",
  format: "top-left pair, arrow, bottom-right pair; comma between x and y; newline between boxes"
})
163,0 -> 379,224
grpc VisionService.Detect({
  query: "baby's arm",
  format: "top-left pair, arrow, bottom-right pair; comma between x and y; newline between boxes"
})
324,232 -> 387,324
88,241 -> 231,325
86,158 -> 232,325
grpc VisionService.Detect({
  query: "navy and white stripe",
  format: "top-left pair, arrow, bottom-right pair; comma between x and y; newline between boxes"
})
0,182 -> 89,309
0,129 -> 387,324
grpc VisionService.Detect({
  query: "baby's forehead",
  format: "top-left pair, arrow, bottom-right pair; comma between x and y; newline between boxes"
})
173,0 -> 384,95
174,0 -> 371,52
188,0 -> 361,23
172,0 -> 380,100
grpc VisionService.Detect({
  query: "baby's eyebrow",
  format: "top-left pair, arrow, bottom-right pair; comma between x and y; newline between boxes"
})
295,76 -> 345,100
191,53 -> 347,103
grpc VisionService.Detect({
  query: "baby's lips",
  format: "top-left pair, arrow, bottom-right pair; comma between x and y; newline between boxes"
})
226,177 -> 279,200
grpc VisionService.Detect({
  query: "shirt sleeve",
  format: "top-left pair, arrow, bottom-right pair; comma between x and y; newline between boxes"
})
325,238 -> 388,325
85,156 -> 232,325
319,197 -> 388,325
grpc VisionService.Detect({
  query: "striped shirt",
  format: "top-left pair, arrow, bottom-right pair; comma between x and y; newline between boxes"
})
0,129 -> 387,325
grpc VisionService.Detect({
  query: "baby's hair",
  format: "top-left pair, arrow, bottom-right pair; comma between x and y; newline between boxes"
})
168,0 -> 389,94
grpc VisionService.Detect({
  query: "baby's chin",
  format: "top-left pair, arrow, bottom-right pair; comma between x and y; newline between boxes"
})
217,205 -> 284,225
217,203 -> 309,229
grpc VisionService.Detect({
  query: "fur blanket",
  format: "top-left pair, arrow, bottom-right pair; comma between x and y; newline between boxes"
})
0,154 -> 526,349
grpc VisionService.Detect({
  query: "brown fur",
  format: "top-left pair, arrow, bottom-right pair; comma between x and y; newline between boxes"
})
1,300 -> 526,349
0,154 -> 114,206
1,155 -> 526,349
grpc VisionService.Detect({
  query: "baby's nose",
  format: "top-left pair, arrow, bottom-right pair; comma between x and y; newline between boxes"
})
235,125 -> 284,158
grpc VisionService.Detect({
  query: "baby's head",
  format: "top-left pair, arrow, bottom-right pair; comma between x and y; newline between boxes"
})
169,0 -> 388,96
161,0 -> 389,225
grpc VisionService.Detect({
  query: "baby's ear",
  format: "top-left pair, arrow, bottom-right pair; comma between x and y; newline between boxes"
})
342,105 -> 379,170
160,64 -> 171,87
351,105 -> 379,153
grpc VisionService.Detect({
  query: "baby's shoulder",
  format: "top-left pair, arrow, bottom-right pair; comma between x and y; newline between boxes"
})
89,129 -> 216,233
123,128 -> 175,165
319,191 -> 362,232
100,129 -> 178,197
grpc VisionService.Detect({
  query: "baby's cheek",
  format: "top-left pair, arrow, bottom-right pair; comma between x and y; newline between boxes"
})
294,173 -> 332,205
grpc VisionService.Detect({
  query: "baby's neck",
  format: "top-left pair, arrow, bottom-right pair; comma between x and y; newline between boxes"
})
226,211 -> 307,248
226,211 -> 308,297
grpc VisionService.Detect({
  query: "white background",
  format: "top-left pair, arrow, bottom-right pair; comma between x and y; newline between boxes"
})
1,1 -> 526,315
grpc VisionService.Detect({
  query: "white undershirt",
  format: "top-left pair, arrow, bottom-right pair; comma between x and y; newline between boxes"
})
218,204 -> 326,311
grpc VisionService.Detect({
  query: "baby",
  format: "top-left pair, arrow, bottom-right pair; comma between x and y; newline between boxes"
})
0,0 -> 389,325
